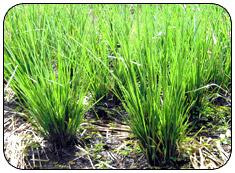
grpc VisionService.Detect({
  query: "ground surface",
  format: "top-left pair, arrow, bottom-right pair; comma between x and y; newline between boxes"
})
4,87 -> 231,169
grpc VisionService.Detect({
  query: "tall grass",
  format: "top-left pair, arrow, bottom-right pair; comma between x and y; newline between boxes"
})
104,5 -> 231,164
4,4 -> 231,164
4,5 -> 94,146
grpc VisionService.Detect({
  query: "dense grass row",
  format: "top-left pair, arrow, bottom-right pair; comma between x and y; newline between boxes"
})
4,4 -> 231,166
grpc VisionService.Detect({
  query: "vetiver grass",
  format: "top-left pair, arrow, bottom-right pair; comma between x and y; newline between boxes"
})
4,4 -> 231,166
101,5 -> 231,165
4,5 -> 94,147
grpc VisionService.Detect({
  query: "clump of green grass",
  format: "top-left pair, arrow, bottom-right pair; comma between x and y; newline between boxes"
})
5,47 -> 91,146
114,59 -> 190,165
110,5 -> 231,165
4,5 -> 93,147
103,5 -> 185,164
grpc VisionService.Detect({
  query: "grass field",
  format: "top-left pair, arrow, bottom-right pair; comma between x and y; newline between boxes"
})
4,4 -> 231,169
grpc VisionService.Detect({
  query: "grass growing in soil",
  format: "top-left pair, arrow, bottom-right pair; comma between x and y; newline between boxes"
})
4,4 -> 231,168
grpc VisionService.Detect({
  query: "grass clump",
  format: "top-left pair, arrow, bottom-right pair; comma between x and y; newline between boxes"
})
5,50 -> 91,147
110,5 -> 231,165
4,5 -> 93,147
116,59 -> 190,165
